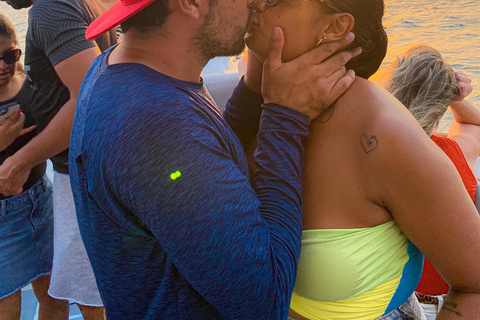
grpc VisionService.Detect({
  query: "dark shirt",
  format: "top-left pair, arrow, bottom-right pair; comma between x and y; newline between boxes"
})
0,77 -> 46,198
69,48 -> 310,319
25,0 -> 116,174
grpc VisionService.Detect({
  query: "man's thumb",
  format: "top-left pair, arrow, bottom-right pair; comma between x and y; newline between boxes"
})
265,27 -> 284,68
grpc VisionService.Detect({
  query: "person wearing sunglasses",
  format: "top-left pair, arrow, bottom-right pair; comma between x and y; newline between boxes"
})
0,48 -> 28,151
0,13 -> 69,320
0,0 -> 117,316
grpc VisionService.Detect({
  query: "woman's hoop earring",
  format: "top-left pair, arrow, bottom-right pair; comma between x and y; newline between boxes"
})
316,37 -> 327,46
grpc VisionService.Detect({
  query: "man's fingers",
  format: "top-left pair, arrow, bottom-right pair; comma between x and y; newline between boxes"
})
4,187 -> 23,197
326,66 -> 347,81
0,184 -> 22,197
297,32 -> 356,65
265,27 -> 285,70
322,48 -> 361,76
18,125 -> 37,137
306,48 -> 360,81
329,69 -> 356,101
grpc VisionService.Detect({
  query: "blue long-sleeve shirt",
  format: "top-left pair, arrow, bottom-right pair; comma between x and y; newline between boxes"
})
69,47 -> 310,319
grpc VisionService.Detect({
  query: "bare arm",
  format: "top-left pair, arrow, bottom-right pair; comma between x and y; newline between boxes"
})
450,99 -> 480,126
375,119 -> 480,319
0,47 -> 100,196
447,72 -> 480,165
435,100 -> 480,161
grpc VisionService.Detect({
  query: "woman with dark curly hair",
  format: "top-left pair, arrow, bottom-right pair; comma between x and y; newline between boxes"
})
233,0 -> 480,319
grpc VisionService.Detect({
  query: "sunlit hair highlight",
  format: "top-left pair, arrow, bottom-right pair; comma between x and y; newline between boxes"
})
386,45 -> 460,136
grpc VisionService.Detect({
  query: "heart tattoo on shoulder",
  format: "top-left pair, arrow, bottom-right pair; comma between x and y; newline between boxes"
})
360,134 -> 378,154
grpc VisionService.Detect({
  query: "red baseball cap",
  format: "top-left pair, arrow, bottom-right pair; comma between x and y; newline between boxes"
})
86,0 -> 157,40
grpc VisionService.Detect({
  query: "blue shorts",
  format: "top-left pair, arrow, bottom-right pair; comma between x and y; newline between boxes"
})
0,178 -> 54,299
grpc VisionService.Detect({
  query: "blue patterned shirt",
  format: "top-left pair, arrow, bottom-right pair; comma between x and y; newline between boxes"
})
69,47 -> 310,319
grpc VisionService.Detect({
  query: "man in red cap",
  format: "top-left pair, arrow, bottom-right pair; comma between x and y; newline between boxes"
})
68,0 -> 358,319
0,0 -> 115,318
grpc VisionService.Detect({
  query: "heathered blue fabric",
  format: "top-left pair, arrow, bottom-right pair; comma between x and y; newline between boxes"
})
69,47 -> 310,320
223,78 -> 264,152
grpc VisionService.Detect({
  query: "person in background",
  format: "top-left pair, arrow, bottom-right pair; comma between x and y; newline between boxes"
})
384,44 -> 480,318
0,0 -> 116,318
240,0 -> 480,318
0,13 -> 67,320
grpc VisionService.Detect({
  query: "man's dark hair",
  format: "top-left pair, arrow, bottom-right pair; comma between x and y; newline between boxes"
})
0,14 -> 18,45
317,0 -> 388,79
120,0 -> 172,34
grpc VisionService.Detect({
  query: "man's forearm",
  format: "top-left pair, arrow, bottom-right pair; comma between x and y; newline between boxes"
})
224,78 -> 263,150
13,98 -> 76,170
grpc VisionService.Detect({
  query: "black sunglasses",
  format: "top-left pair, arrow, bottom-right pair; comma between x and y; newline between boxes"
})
0,49 -> 22,65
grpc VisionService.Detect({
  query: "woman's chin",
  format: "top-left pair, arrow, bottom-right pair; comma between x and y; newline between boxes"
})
0,73 -> 13,86
245,39 -> 267,63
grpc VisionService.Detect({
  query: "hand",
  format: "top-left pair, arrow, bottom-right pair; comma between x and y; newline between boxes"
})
0,111 -> 36,152
454,70 -> 473,101
262,27 -> 360,120
0,154 -> 30,197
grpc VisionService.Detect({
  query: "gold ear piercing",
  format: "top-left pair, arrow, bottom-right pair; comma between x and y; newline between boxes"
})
316,36 -> 327,46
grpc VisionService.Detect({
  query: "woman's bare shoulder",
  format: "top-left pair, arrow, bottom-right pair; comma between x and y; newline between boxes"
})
336,77 -> 425,136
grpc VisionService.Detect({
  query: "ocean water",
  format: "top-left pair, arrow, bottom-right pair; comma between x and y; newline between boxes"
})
1,0 -> 479,130
381,0 -> 480,130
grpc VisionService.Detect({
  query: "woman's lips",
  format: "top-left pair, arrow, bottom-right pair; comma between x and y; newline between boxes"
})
245,19 -> 259,38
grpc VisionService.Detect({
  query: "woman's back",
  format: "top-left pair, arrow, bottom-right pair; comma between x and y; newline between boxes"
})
302,77 -> 430,229
290,78 -> 435,319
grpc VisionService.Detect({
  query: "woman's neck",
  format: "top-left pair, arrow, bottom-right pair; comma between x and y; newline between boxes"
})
0,73 -> 26,102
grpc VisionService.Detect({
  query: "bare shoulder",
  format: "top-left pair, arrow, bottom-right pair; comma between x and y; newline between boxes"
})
336,77 -> 434,160
338,78 -> 418,126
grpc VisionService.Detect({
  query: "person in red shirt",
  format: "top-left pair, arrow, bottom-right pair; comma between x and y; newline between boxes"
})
385,44 -> 480,317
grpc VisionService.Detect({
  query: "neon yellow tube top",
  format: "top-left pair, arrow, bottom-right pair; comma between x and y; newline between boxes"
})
290,220 -> 423,320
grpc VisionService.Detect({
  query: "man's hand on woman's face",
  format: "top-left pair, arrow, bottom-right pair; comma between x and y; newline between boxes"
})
260,27 -> 361,120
